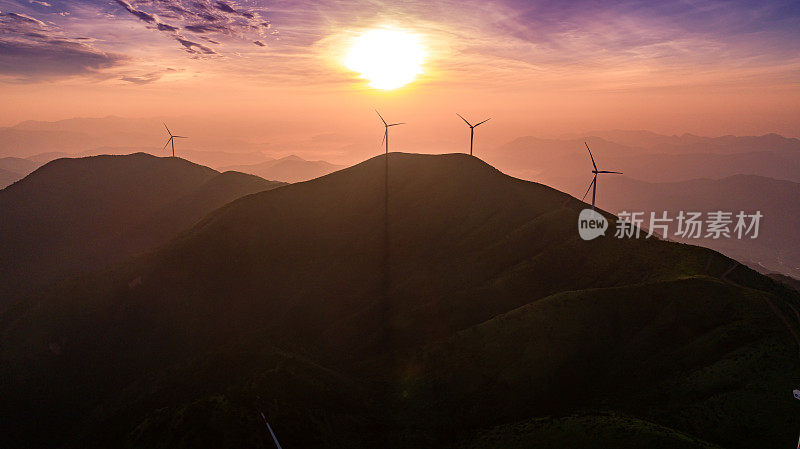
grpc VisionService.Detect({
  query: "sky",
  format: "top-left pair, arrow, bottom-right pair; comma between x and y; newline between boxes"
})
0,0 -> 799,159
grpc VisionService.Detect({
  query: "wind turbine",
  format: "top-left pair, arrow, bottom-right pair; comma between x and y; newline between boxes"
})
375,110 -> 402,321
376,110 -> 404,154
581,142 -> 622,210
456,113 -> 490,156
162,123 -> 187,158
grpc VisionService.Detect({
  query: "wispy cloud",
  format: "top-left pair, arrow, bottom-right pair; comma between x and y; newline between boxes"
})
176,37 -> 216,55
108,0 -> 273,56
0,10 -> 126,81
0,0 -> 797,90
120,68 -> 176,84
113,0 -> 155,24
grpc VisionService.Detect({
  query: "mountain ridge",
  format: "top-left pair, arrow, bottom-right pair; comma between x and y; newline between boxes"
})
220,154 -> 344,183
1,152 -> 797,448
0,152 -> 285,303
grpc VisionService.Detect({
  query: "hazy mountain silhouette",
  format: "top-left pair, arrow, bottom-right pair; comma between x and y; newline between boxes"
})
609,151 -> 800,183
487,135 -> 800,281
0,156 -> 41,188
1,153 -> 797,449
0,116 -> 281,158
490,135 -> 800,184
74,146 -> 275,169
0,156 -> 39,174
221,155 -> 344,182
3,152 -> 314,189
0,116 -> 177,158
578,130 -> 800,154
0,167 -> 20,188
595,174 -> 800,279
26,151 -> 71,164
0,153 -> 284,303
0,126 -> 94,158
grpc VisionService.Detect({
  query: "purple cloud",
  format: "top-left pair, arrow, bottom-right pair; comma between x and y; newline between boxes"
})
157,23 -> 178,32
0,39 -> 125,80
121,71 -> 162,84
0,10 -> 126,80
113,0 -> 156,23
107,0 -> 270,56
184,24 -> 223,33
1,11 -> 46,26
213,1 -> 236,14
177,37 -> 216,54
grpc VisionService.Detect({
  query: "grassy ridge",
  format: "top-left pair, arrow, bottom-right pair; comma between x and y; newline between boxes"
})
405,277 -> 799,448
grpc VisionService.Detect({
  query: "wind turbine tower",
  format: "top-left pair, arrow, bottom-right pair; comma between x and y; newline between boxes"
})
456,113 -> 491,156
582,142 -> 623,210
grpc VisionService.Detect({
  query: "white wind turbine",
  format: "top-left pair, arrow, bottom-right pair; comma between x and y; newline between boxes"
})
376,110 -> 404,154
456,113 -> 490,156
162,123 -> 187,158
582,142 -> 622,210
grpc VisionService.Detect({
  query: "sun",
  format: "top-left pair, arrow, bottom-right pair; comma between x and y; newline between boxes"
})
345,29 -> 426,90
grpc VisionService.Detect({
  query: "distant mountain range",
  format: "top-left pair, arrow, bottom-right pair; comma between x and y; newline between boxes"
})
0,116 -> 265,158
0,151 -> 343,188
3,122 -> 799,280
76,147 -> 277,171
1,153 -> 798,449
481,133 -> 800,280
0,116 -> 347,183
0,153 -> 285,303
0,167 -> 22,188
595,174 -> 800,279
221,155 -> 344,182
572,130 -> 800,154
0,156 -> 41,188
487,133 -> 800,183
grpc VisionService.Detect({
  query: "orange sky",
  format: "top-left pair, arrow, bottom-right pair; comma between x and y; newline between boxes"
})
1,0 -> 798,157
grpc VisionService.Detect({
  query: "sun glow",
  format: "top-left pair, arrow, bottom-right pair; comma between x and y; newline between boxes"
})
345,29 -> 426,90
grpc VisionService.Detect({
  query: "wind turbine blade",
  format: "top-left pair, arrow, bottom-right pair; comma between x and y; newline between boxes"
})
388,122 -> 405,126
375,110 -> 387,126
266,421 -> 283,449
585,142 -> 598,171
161,137 -> 172,151
173,136 -> 188,138
581,176 -> 596,201
597,170 -> 622,174
474,118 -> 491,127
380,130 -> 386,147
260,412 -> 283,449
456,113 -> 472,127
163,123 -> 172,136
